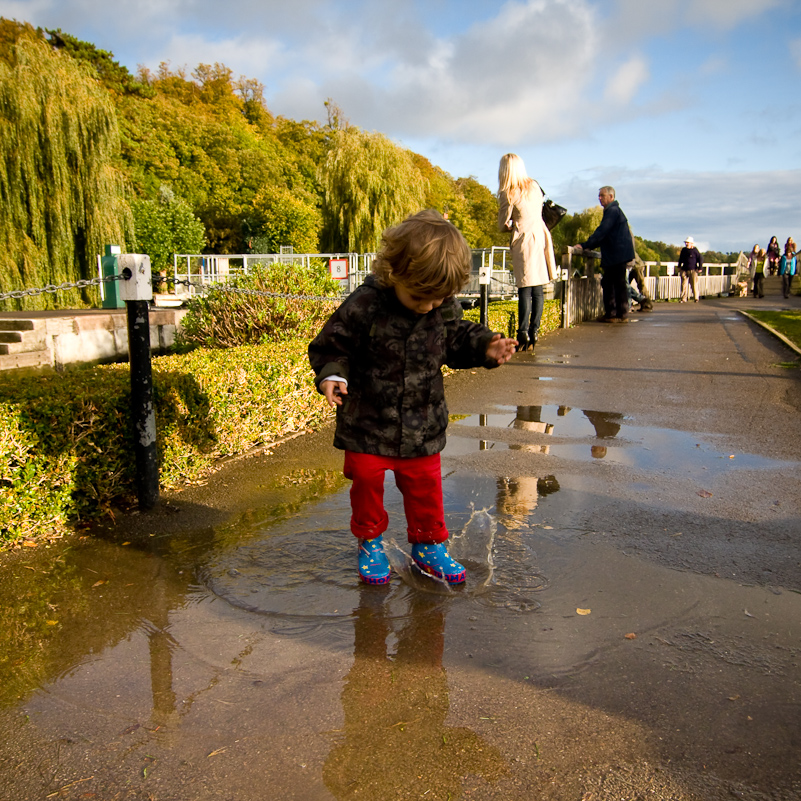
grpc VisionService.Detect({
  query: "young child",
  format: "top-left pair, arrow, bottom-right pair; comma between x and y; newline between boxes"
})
308,210 -> 516,585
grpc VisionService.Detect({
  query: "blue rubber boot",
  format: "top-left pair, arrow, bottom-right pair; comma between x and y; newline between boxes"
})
358,535 -> 391,584
411,543 -> 466,584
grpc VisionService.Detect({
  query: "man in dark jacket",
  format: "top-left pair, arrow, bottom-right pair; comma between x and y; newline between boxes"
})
573,186 -> 636,322
678,236 -> 703,302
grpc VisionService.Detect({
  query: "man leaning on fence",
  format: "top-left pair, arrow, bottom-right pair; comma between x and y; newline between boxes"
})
573,186 -> 635,323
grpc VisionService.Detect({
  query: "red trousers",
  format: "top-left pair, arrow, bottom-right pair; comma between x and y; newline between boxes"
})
343,451 -> 448,544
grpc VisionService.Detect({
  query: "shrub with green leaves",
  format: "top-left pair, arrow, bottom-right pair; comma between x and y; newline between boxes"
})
176,261 -> 342,349
463,298 -> 561,338
0,341 -> 331,546
132,190 -> 206,272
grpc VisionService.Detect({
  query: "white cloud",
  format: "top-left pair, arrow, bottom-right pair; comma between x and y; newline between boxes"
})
608,0 -> 786,41
0,0 -> 51,21
687,0 -> 786,29
275,0 -> 605,145
604,56 -> 649,104
158,33 -> 286,80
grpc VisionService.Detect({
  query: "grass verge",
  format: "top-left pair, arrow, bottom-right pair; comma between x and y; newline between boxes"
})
743,310 -> 801,352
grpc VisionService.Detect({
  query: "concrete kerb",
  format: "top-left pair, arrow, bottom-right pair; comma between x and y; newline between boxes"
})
738,310 -> 801,358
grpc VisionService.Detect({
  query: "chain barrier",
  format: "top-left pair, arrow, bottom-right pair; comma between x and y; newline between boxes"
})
0,274 -> 126,302
168,276 -> 512,302
2,271 -> 511,306
167,277 -> 345,303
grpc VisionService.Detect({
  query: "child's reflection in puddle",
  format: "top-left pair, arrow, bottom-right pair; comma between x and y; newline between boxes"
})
324,586 -> 507,799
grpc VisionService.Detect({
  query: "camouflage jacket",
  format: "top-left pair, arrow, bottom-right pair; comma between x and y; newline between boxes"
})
308,275 -> 500,457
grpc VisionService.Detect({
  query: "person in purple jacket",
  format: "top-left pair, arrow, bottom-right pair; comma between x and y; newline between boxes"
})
678,236 -> 703,303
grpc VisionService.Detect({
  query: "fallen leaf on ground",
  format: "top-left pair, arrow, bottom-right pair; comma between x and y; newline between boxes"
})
697,489 -> 713,497
624,633 -> 637,639
576,608 -> 591,615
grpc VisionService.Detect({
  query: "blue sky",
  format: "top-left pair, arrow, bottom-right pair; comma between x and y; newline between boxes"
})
2,0 -> 799,252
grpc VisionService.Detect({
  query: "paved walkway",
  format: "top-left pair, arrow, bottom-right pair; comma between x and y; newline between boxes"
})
2,275 -> 800,801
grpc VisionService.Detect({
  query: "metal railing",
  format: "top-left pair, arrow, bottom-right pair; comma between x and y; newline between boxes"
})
171,247 -> 519,302
172,252 -> 361,295
558,247 -> 743,326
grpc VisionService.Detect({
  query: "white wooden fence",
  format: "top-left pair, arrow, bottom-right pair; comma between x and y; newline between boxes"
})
170,247 -> 747,330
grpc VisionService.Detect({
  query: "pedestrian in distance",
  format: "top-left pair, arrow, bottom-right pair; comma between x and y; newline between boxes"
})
678,236 -> 703,303
766,236 -> 781,276
497,153 -> 557,351
573,186 -> 636,322
779,247 -> 797,298
785,237 -> 796,258
748,246 -> 766,298
308,209 -> 516,586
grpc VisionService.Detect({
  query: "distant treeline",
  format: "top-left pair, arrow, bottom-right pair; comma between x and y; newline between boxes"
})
0,18 -> 738,310
634,238 -> 740,264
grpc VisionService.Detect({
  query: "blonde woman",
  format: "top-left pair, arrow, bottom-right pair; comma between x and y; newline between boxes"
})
497,153 -> 557,350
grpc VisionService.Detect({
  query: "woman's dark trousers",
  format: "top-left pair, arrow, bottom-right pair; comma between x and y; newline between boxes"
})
517,285 -> 544,344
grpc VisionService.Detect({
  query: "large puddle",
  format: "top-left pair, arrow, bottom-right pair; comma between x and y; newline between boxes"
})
446,405 -> 797,474
1,409 -> 800,800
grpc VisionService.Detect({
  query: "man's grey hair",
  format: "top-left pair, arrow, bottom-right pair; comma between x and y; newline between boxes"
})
599,186 -> 616,198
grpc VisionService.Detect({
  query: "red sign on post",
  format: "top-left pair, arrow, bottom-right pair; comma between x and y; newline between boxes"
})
329,258 -> 349,279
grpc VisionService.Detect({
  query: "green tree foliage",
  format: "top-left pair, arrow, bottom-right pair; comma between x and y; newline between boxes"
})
249,186 -> 321,254
132,187 -> 206,271
320,128 -> 428,252
123,62 -> 315,254
456,177 -> 508,248
410,156 -> 504,248
551,206 -> 603,257
636,238 -> 681,262
0,20 -> 133,310
2,16 -> 545,315
634,237 -> 663,262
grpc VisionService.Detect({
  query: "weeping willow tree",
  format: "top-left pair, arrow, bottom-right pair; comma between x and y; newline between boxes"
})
319,128 -> 428,253
0,22 -> 133,310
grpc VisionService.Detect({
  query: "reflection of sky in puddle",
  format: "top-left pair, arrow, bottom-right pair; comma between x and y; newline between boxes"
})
447,405 -> 798,475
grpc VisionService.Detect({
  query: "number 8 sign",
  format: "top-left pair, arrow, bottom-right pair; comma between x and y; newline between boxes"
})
329,258 -> 349,279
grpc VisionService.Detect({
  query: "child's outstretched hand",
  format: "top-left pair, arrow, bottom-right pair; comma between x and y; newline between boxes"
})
486,334 -> 516,365
321,379 -> 348,407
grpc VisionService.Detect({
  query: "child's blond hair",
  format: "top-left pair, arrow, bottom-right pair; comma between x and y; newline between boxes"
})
372,209 -> 471,298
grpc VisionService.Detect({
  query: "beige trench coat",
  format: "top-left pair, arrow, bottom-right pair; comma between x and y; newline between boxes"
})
498,184 -> 557,288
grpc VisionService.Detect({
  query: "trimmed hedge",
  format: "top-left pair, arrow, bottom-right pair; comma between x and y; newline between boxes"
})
0,341 -> 330,545
463,297 -> 561,338
0,298 -> 561,548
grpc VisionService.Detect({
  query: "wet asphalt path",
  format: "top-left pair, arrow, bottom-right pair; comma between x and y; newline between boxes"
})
1,280 -> 800,801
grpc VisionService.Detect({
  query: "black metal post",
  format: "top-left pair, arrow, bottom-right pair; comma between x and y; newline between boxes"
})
126,299 -> 159,510
480,283 -> 489,328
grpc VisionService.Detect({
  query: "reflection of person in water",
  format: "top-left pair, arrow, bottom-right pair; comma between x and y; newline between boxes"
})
582,410 -> 623,440
496,475 -> 560,530
510,406 -> 553,454
323,588 -> 506,799
583,410 -> 623,460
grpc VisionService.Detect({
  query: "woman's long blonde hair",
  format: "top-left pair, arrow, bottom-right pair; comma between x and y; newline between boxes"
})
498,153 -> 537,201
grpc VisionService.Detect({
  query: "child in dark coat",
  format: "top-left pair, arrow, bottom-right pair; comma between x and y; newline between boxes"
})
308,210 -> 516,585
